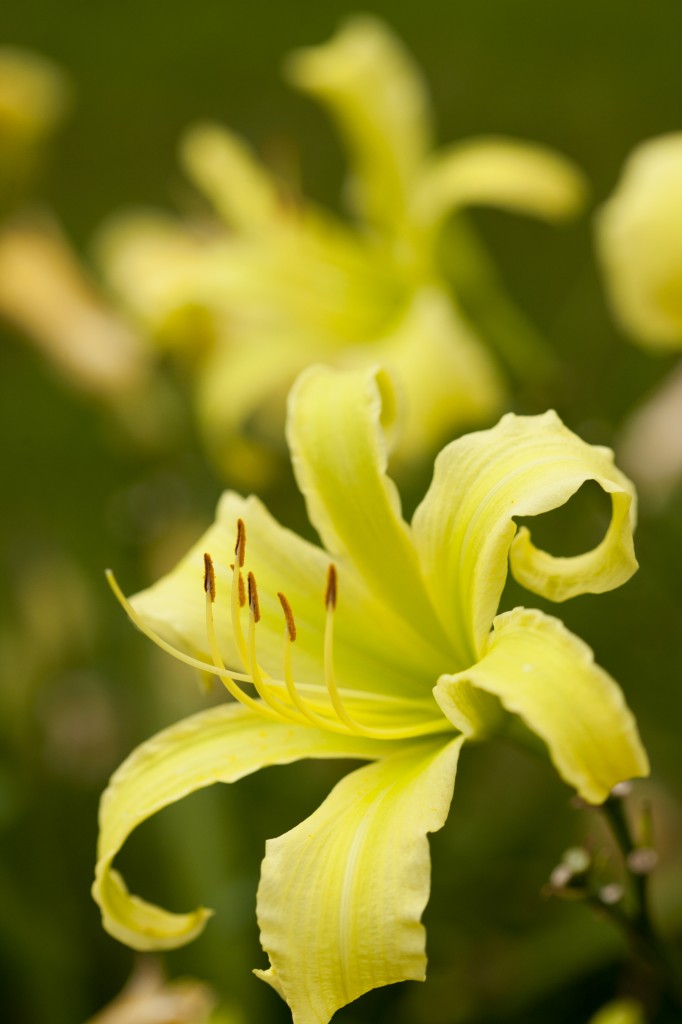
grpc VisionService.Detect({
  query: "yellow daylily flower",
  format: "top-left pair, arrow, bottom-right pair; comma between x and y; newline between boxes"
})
97,15 -> 586,482
94,365 -> 647,1024
596,132 -> 682,349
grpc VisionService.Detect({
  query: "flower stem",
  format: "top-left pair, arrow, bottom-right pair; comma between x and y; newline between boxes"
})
600,794 -> 682,1014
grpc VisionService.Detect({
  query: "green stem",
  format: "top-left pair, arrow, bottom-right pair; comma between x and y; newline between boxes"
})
600,796 -> 682,1012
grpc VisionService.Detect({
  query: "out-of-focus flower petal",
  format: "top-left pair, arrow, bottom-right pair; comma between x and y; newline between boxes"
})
286,15 -> 431,232
412,136 -> 587,229
596,133 -> 682,348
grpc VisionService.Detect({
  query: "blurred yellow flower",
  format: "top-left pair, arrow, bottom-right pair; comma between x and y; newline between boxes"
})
85,956 -> 242,1024
0,46 -> 69,201
588,997 -> 645,1024
94,365 -> 647,1024
0,216 -> 146,398
98,16 -> 586,483
597,134 -> 682,501
596,132 -> 682,349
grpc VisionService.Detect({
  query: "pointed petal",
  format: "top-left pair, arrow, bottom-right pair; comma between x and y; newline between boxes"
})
93,702 -> 393,951
412,410 -> 638,664
435,608 -> 648,804
412,137 -> 587,228
180,122 -> 281,232
255,736 -> 463,1024
286,16 -> 430,231
130,489 -> 443,700
286,364 -> 449,656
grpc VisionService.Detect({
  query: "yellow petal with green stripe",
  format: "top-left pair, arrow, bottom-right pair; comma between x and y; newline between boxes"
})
286,364 -> 449,658
255,736 -> 462,1024
93,702 -> 393,951
412,410 -> 638,665
435,607 -> 648,804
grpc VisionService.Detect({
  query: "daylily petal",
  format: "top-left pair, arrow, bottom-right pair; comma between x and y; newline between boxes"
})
94,210 -> 231,344
595,132 -> 682,348
435,607 -> 648,804
411,137 -> 587,229
286,16 -> 430,232
286,364 -> 449,657
93,702 -> 393,951
255,736 -> 463,1024
180,122 -> 282,232
131,490 -> 444,699
412,410 -> 638,665
0,217 -> 147,395
343,286 -> 505,460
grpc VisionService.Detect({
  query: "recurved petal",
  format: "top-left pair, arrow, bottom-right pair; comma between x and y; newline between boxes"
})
255,736 -> 462,1024
412,410 -> 638,665
93,702 -> 392,951
435,607 -> 648,804
286,16 -> 430,231
411,137 -> 587,228
287,364 -> 449,657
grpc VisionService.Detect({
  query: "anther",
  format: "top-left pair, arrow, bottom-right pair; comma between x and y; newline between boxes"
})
278,592 -> 297,642
247,571 -> 261,622
235,518 -> 246,568
203,553 -> 216,603
325,563 -> 337,610
230,562 -> 247,607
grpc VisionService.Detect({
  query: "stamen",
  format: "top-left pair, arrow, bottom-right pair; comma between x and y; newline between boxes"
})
319,564 -> 439,739
246,573 -> 304,723
203,568 -> 283,721
277,592 -> 335,728
230,526 -> 250,669
230,564 -> 246,607
277,591 -> 297,642
107,560 -> 450,742
247,571 -> 261,623
203,553 -> 216,603
325,563 -> 337,610
235,518 -> 246,567
322,564 -> 371,732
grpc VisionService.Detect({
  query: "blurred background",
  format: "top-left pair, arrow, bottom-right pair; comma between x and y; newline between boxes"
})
2,1 -> 682,1022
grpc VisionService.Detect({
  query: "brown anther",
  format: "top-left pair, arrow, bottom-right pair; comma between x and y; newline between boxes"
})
277,592 -> 297,642
235,518 -> 246,568
203,553 -> 216,602
325,564 -> 337,610
247,571 -> 261,622
238,571 -> 246,608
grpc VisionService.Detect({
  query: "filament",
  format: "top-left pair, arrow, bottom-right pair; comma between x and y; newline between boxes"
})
107,518 -> 451,741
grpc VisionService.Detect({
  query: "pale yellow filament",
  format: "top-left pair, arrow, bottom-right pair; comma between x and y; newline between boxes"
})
107,532 -> 449,741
